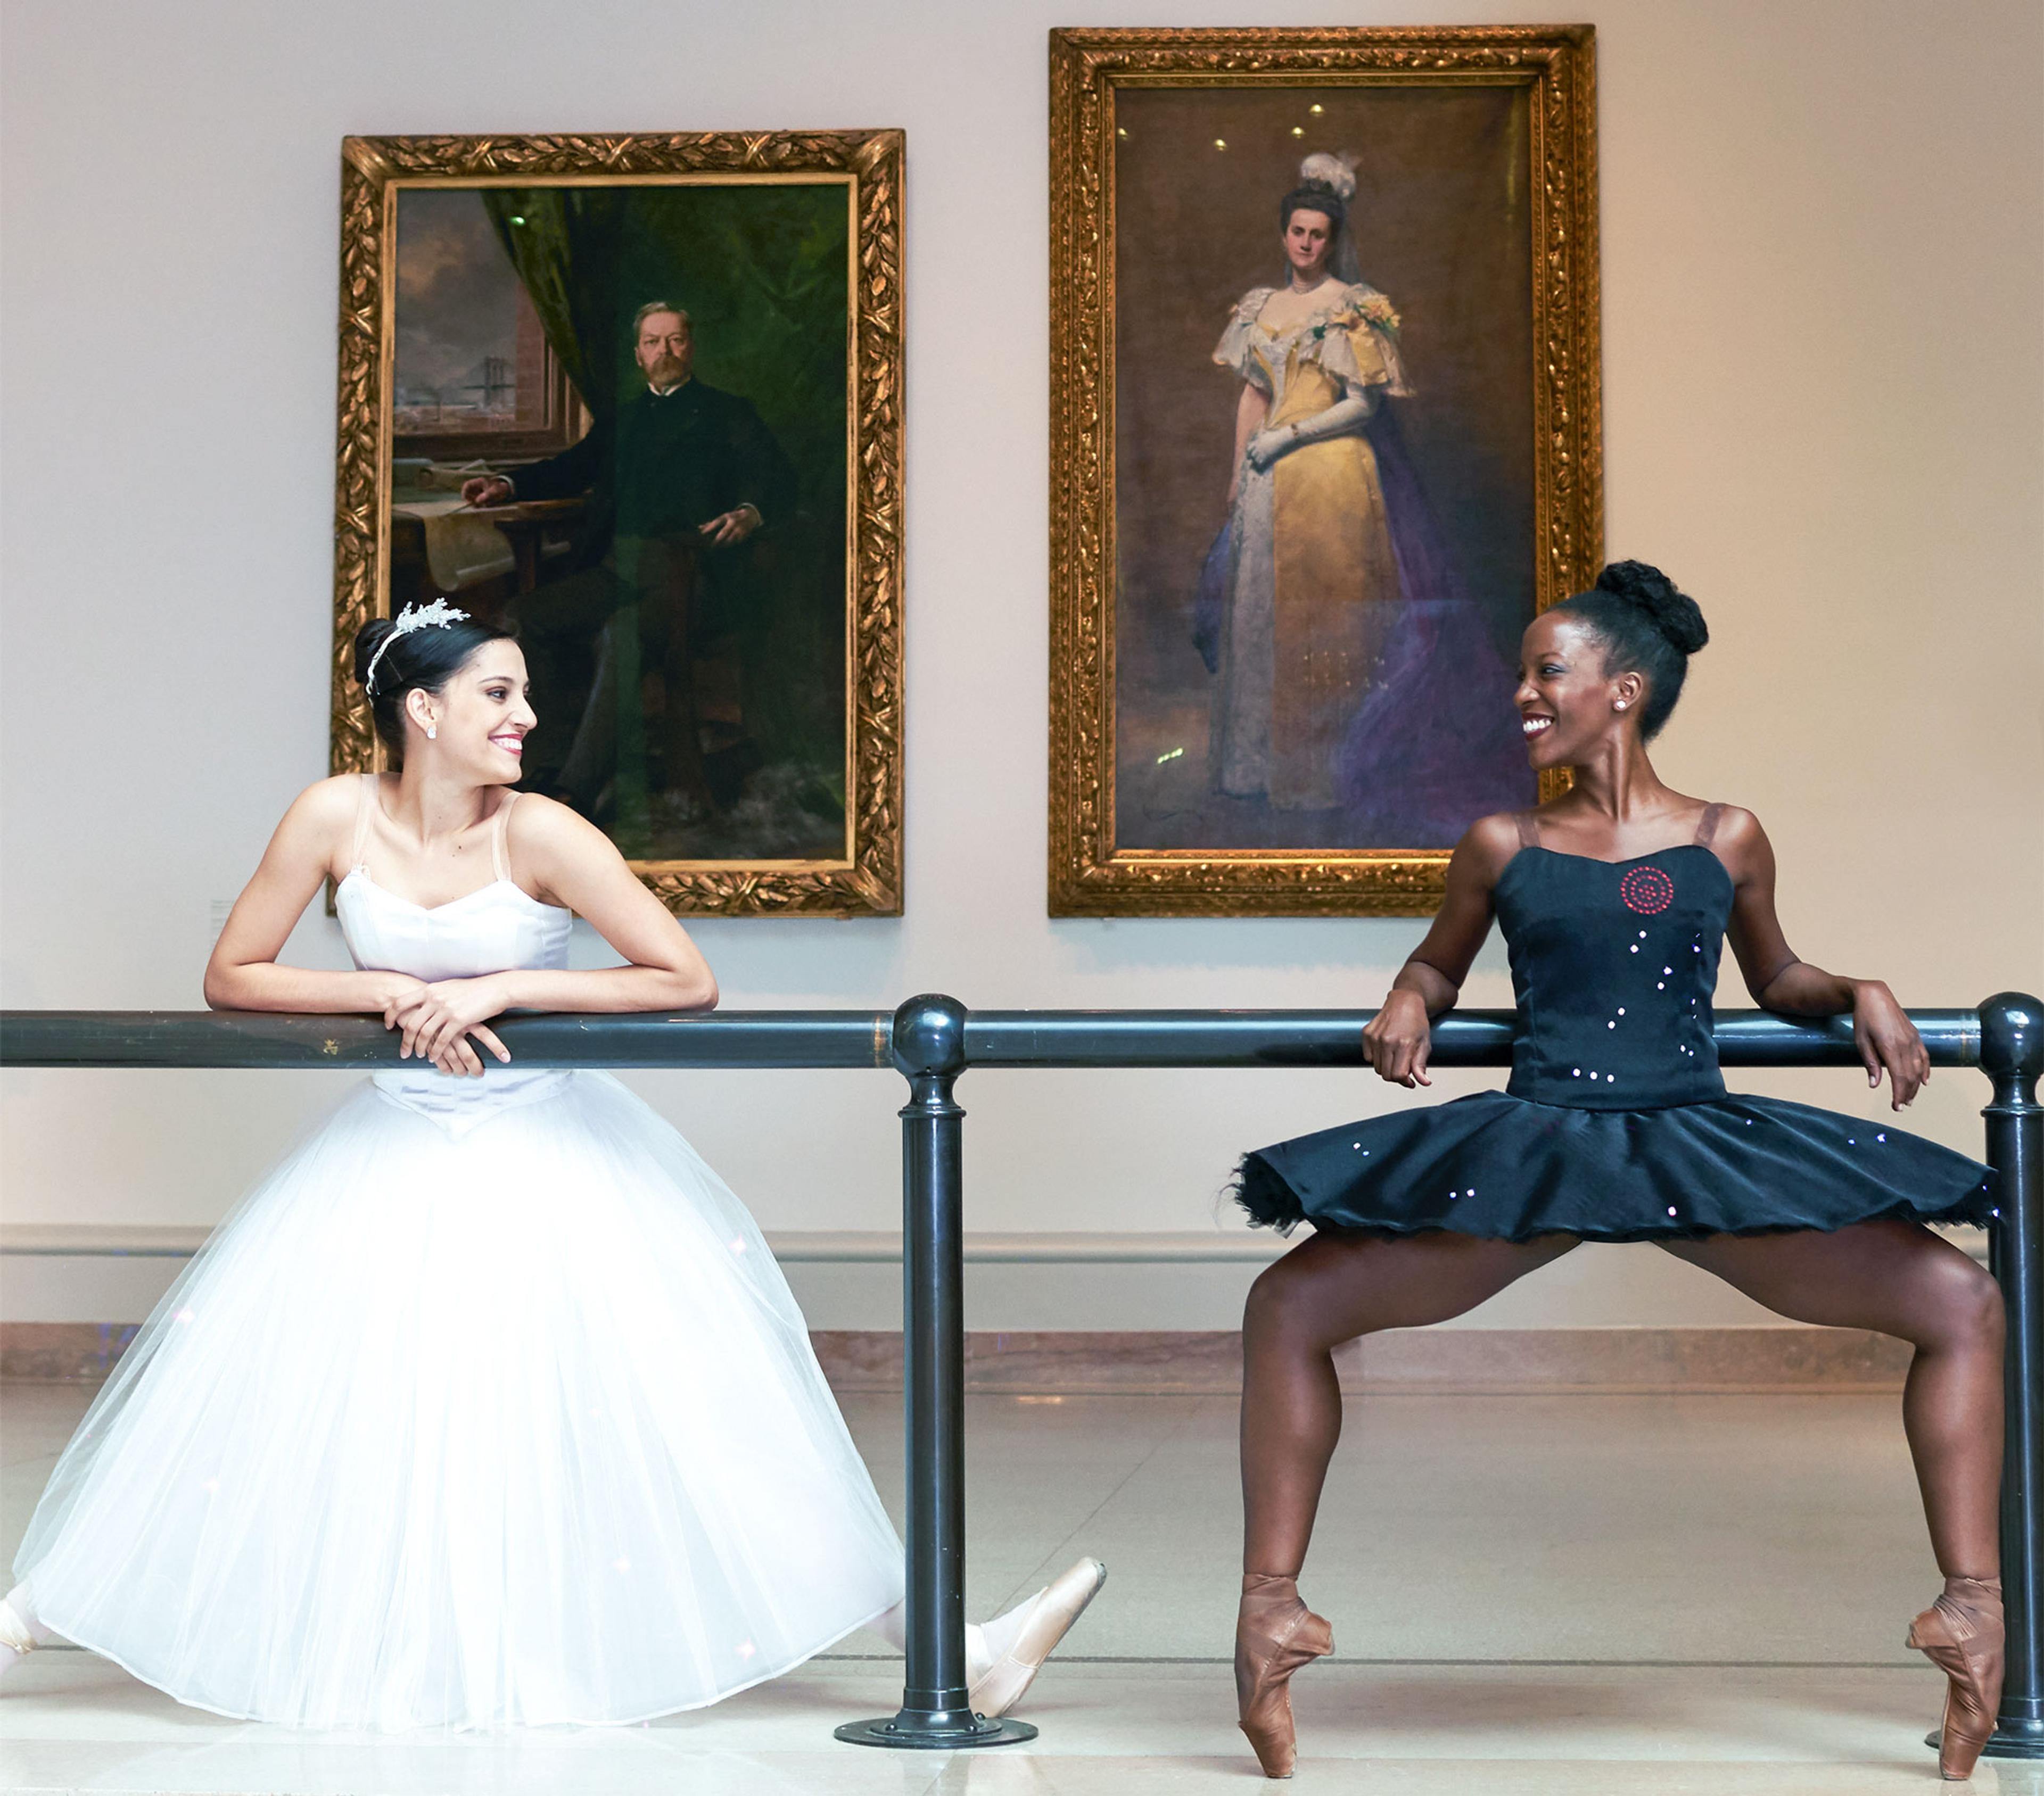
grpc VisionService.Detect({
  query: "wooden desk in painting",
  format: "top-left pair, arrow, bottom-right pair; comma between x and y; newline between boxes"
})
388,497 -> 586,620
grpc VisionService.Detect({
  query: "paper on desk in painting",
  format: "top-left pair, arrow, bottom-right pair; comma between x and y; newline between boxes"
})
393,500 -> 517,592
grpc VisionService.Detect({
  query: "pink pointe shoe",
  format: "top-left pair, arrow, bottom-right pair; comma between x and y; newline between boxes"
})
0,1595 -> 44,1687
966,1558 -> 1107,1717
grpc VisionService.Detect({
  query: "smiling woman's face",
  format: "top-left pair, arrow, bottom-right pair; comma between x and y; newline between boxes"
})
407,640 -> 535,784
1514,611 -> 1638,769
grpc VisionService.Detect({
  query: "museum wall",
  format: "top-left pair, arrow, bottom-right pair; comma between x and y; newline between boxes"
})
3,0 -> 2039,1331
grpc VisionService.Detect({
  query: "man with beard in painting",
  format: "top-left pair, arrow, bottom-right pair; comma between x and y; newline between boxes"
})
464,302 -> 794,824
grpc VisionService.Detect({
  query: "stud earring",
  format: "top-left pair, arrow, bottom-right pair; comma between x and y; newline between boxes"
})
1614,701 -> 1628,712
426,725 -> 437,740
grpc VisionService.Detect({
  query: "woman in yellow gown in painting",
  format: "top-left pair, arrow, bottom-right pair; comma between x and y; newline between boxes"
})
1209,154 -> 1413,813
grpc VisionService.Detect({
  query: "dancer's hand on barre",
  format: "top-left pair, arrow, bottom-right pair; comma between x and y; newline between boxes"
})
388,976 -> 513,1077
1852,980 -> 1931,1110
1363,990 -> 1433,1088
1358,815 -> 1510,1091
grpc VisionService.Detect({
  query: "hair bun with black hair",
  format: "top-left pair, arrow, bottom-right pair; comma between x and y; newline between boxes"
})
353,618 -> 396,691
1594,560 -> 1708,655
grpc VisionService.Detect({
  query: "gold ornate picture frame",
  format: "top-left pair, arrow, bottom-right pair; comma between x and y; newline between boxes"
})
1049,28 -> 1600,917
333,131 -> 904,917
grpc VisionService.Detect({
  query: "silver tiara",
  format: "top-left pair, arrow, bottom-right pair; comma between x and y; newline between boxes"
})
365,598 -> 469,697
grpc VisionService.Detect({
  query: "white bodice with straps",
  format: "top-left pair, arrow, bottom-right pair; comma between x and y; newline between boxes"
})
334,773 -> 575,1133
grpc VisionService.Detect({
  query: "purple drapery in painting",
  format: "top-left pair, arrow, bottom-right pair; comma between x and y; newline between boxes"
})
1334,406 -> 1534,842
1191,404 -> 1534,845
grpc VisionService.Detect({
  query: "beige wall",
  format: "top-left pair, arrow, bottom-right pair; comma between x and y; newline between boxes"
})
3,0 -> 2039,1329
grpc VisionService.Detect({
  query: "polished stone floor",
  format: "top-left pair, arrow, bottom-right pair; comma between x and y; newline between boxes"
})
2,1381 -> 2038,1794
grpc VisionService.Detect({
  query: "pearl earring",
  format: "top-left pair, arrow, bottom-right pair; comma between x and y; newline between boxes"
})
1614,701 -> 1628,712
426,725 -> 437,740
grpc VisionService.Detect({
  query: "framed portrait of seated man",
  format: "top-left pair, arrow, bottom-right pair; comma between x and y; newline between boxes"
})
332,131 -> 905,916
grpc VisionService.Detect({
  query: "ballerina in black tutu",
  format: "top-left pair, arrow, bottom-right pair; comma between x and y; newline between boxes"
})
1230,562 -> 2004,1781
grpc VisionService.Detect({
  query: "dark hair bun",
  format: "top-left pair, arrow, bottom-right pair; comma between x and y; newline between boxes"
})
1594,560 -> 1708,655
353,618 -> 396,690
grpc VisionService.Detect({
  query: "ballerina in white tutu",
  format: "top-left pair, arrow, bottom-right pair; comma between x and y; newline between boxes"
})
1,601 -> 1102,1729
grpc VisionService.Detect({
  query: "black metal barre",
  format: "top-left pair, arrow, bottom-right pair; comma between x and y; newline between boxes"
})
2,997 -> 2039,1762
959,1007 -> 1984,1068
0,1008 -> 895,1070
0,1006 -> 1983,1072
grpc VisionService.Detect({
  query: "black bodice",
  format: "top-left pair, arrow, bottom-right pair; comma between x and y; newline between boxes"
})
1234,821 -> 1992,1243
1497,845 -> 1732,1111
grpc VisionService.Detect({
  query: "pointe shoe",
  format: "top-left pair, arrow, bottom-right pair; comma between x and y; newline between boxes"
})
1236,1572 -> 1334,1778
967,1557 -> 1107,1718
1907,1575 -> 2004,1780
0,1598 -> 38,1686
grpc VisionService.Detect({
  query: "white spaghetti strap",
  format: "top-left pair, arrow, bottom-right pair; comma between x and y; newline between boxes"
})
491,791 -> 517,885
350,774 -> 377,873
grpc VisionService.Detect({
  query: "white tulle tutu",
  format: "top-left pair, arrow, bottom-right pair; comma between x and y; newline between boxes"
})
15,1071 -> 905,1728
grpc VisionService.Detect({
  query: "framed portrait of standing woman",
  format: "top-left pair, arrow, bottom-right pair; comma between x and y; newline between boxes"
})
1048,28 -> 1601,916
333,131 -> 904,916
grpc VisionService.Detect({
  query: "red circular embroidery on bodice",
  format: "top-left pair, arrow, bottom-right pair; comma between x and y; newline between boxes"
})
1620,865 -> 1676,915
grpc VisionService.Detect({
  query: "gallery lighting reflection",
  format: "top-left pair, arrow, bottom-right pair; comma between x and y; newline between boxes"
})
1156,747 -> 1184,764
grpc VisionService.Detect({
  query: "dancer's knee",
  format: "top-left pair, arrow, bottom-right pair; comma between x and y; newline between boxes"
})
1914,1251 -> 2004,1353
1242,1261 -> 1299,1341
1243,1255 -> 1363,1354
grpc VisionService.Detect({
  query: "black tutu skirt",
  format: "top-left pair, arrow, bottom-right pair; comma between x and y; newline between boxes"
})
1238,1092 -> 1997,1243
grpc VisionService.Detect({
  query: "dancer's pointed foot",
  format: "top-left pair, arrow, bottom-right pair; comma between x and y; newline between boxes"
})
1235,1571 -> 1333,1778
0,1592 -> 47,1687
1907,1574 -> 2004,1780
966,1557 -> 1107,1718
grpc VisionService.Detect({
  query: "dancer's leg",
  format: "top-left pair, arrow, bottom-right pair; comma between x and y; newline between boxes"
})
1240,1228 -> 1580,1576
1657,1220 -> 2003,1576
1658,1219 -> 2006,1778
1234,1227 -> 1577,1775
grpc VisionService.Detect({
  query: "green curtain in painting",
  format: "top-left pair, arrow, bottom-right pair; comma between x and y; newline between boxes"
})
481,189 -> 630,420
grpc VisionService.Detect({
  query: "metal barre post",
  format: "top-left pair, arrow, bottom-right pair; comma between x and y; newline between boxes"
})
1979,992 -> 2044,1759
835,996 -> 1033,1751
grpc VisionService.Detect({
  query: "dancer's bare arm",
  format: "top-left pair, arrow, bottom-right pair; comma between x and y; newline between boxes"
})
204,777 -> 427,1019
478,795 -> 715,1014
1361,814 -> 1518,1088
1715,806 -> 1928,1107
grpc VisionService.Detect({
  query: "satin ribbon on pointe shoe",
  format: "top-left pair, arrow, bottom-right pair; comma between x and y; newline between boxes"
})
967,1558 -> 1107,1718
1907,1575 -> 2005,1781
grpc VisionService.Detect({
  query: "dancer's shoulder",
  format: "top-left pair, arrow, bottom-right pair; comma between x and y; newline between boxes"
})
281,773 -> 368,831
1453,810 -> 1532,882
499,789 -> 616,878
1692,801 -> 1769,884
